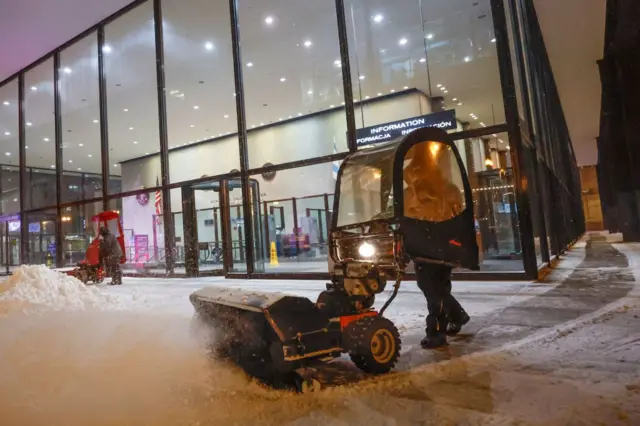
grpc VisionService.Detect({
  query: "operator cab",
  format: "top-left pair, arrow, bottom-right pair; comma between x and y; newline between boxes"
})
330,127 -> 479,274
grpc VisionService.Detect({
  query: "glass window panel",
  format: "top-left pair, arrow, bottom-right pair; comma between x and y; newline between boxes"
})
0,79 -> 20,214
61,201 -> 102,267
163,0 -> 240,183
26,209 -> 57,266
238,0 -> 349,169
25,58 -> 56,210
455,131 -> 523,272
104,2 -> 160,193
346,0 -> 505,146
59,32 -> 103,202
250,162 -> 335,274
108,190 -> 167,275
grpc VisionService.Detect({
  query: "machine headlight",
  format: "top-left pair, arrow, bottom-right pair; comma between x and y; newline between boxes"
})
358,242 -> 376,258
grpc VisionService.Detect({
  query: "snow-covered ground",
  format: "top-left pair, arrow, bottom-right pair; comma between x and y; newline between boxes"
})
0,233 -> 638,425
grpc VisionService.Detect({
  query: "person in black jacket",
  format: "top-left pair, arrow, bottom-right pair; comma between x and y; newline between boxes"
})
99,226 -> 123,285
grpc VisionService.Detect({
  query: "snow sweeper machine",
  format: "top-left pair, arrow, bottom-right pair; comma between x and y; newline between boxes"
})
189,127 -> 479,390
66,211 -> 126,284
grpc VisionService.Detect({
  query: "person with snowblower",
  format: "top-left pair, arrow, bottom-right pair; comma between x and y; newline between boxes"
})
98,226 -> 123,285
404,141 -> 471,349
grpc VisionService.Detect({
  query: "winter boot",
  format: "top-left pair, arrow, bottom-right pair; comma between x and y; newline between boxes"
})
447,310 -> 470,336
421,316 -> 448,349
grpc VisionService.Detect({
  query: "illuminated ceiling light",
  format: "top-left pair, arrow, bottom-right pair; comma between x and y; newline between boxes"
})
190,124 -> 195,128
473,116 -> 478,120
30,86 -> 37,91
280,77 -> 286,82
44,137 -> 49,141
373,14 -> 384,23
260,122 -> 264,126
63,67 -> 72,74
436,84 -> 442,88
440,86 -> 446,91
251,125 -> 255,128
480,122 -> 486,127
224,114 -> 229,118
68,160 -> 73,163
265,16 -> 274,25
452,98 -> 458,102
145,152 -> 149,155
457,102 -> 463,106
3,131 -> 10,136
330,104 -> 335,108
492,134 -> 498,137
4,152 -> 10,156
307,90 -> 313,95
25,146 -> 28,149
390,89 -> 395,93
77,168 -> 83,171
491,38 -> 497,43
193,105 -> 199,110
443,90 -> 448,93
288,115 -> 293,119
303,40 -> 312,48
88,154 -> 93,157
403,86 -> 409,90
133,141 -> 138,144
204,42 -> 214,51
359,75 -> 365,80
297,112 -> 303,116
26,121 -> 32,126
102,44 -> 112,53
50,165 -> 55,168
365,95 -> 370,99
93,119 -> 99,123
123,108 -> 129,112
377,92 -> 382,96
2,101 -> 9,106
341,101 -> 345,105
469,113 -> 475,117
79,143 -> 84,147
426,33 -> 434,40
114,164 -> 119,167
498,139 -> 504,143
128,127 -> 134,130
398,37 -> 408,46
246,62 -> 253,67
419,58 -> 426,63
464,56 -> 471,63
334,59 -> 341,67
278,118 -> 283,121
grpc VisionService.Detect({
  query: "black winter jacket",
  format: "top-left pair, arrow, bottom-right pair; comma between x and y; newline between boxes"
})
99,233 -> 122,265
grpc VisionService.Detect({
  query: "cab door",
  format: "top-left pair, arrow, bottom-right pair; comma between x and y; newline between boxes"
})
395,130 -> 479,270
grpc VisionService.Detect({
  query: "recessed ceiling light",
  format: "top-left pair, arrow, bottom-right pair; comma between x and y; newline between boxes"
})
436,84 -> 442,88
102,44 -> 112,53
129,127 -> 134,130
5,152 -> 10,156
193,105 -> 199,110
288,115 -> 293,119
426,33 -> 434,40
444,90 -> 448,93
303,40 -> 312,48
88,154 -> 93,157
403,86 -> 409,90
26,121 -> 33,126
265,16 -> 274,25
373,14 -> 384,23
464,56 -> 471,63
44,137 -> 49,141
469,113 -> 475,117
77,168 -> 82,171
480,122 -> 486,127
473,116 -> 478,120
93,119 -> 99,123
63,67 -> 72,74
133,141 -> 138,144
377,92 -> 382,96
441,86 -> 446,91
491,38 -> 497,43
30,86 -> 37,91
204,42 -> 214,51
2,101 -> 9,106
419,58 -> 426,63
499,139 -> 504,143
190,124 -> 195,128
457,102 -> 463,106
145,152 -> 149,155
330,104 -> 335,108
278,118 -> 283,121
359,75 -> 365,80
114,164 -> 119,167
260,122 -> 264,126
25,146 -> 28,149
246,62 -> 253,67
334,59 -> 341,67
398,38 -> 408,46
251,125 -> 255,128
3,132 -> 10,136
452,98 -> 458,102
307,90 -> 313,95
341,101 -> 345,105
79,143 -> 84,147
50,165 -> 55,168
297,113 -> 303,116
123,108 -> 128,112
365,95 -> 370,99
224,114 -> 229,118
390,89 -> 395,93
493,134 -> 498,137
280,77 -> 286,82
68,160 -> 73,163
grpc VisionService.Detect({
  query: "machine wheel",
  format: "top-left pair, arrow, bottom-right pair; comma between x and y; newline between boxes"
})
344,316 -> 401,374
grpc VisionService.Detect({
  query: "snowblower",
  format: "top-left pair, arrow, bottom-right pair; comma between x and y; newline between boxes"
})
66,211 -> 126,285
189,127 -> 479,391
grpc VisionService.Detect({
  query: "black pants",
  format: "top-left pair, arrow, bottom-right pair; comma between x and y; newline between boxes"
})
415,262 -> 465,334
106,263 -> 122,284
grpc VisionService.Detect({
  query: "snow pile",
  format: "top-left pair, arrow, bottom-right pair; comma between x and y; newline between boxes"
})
0,265 -> 121,314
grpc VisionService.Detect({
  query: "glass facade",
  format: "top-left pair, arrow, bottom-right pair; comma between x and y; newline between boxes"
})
0,0 -> 583,279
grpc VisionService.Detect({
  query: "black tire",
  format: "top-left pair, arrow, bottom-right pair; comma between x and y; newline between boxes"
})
343,316 -> 401,374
